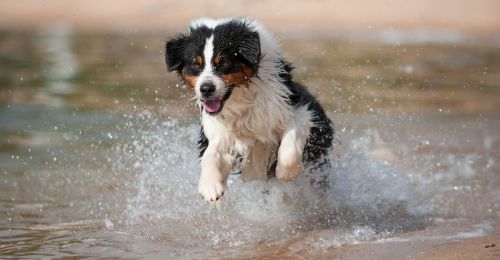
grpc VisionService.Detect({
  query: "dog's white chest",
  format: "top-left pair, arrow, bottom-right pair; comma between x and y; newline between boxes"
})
233,137 -> 278,180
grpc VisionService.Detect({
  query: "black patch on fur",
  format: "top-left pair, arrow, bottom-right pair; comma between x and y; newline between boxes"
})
285,79 -> 334,167
278,59 -> 294,84
213,20 -> 261,74
165,34 -> 188,72
198,125 -> 209,158
166,21 -> 261,82
165,26 -> 213,75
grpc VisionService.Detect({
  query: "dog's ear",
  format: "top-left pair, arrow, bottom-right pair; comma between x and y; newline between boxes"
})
165,34 -> 188,72
238,31 -> 261,67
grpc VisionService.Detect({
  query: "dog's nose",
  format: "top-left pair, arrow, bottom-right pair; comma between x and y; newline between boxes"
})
200,83 -> 216,98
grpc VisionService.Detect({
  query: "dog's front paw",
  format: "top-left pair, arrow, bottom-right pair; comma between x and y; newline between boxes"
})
197,175 -> 225,202
276,160 -> 302,181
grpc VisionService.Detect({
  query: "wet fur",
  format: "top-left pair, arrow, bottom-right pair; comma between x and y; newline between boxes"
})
165,18 -> 334,201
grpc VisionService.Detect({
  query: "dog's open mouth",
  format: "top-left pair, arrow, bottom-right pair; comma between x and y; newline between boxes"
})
203,99 -> 223,114
202,85 -> 234,115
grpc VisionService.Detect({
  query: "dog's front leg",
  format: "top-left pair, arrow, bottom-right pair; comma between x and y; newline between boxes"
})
276,108 -> 312,181
198,141 -> 233,202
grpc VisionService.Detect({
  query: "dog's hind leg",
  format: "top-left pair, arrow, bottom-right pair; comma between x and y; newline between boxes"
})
276,106 -> 313,181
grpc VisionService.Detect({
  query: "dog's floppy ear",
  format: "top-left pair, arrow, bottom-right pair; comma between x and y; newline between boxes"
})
165,34 -> 187,72
238,31 -> 261,67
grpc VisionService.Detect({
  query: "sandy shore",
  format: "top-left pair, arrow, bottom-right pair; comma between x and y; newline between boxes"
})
1,0 -> 500,34
338,233 -> 500,259
274,222 -> 500,259
416,233 -> 499,260
242,221 -> 500,259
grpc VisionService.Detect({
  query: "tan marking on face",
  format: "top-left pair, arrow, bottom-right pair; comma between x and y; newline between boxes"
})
181,74 -> 198,89
241,63 -> 254,79
214,54 -> 222,66
221,63 -> 254,86
221,63 -> 255,87
221,72 -> 249,87
195,56 -> 203,67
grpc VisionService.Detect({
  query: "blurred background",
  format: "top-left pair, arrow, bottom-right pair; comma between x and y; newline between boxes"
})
2,0 -> 500,32
0,1 -> 499,259
0,0 -> 499,112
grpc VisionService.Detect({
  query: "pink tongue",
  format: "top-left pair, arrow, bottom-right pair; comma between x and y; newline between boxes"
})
203,99 -> 222,113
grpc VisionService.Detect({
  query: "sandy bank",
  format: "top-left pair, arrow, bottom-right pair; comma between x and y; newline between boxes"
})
1,0 -> 500,35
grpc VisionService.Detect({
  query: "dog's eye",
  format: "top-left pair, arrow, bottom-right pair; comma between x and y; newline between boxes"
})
192,56 -> 203,69
191,61 -> 201,70
219,58 -> 231,68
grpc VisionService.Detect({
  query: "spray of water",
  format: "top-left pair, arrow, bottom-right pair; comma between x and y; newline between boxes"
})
107,108 -> 453,248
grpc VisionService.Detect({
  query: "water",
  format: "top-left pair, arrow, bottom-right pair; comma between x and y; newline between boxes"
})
0,27 -> 499,258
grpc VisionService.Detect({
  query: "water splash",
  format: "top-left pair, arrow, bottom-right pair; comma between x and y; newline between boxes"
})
109,109 -> 442,248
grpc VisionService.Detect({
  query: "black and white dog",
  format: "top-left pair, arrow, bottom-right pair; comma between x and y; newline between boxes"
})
165,18 -> 333,202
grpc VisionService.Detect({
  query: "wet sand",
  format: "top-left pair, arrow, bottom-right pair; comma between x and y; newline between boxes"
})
325,227 -> 500,259
417,234 -> 499,260
327,234 -> 500,259
300,235 -> 500,259
235,218 -> 500,259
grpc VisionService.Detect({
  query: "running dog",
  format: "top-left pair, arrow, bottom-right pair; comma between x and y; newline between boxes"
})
165,18 -> 334,202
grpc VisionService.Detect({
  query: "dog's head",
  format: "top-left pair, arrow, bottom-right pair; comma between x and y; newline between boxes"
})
165,19 -> 261,115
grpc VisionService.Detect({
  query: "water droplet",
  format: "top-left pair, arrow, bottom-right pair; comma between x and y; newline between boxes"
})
404,64 -> 414,74
104,219 -> 114,229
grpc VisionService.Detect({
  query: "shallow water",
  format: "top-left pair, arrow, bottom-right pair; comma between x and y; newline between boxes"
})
0,27 -> 499,259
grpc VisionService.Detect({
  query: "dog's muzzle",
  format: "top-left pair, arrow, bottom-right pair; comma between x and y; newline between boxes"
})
202,84 -> 235,115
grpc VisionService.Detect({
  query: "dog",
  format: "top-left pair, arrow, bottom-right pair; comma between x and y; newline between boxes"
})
165,18 -> 334,202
